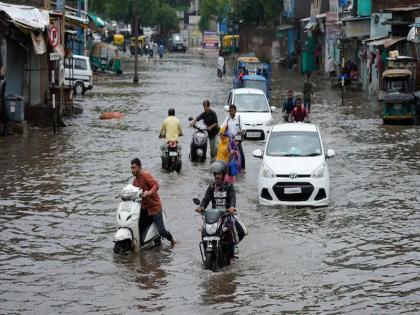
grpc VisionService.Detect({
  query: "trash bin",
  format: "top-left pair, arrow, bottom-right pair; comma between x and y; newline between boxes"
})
5,95 -> 24,121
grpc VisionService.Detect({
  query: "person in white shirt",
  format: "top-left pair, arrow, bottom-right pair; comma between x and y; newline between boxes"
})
326,56 -> 336,78
221,104 -> 246,169
217,55 -> 225,78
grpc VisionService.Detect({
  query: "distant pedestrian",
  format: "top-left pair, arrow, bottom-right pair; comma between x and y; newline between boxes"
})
303,73 -> 314,114
290,98 -> 308,122
217,54 -> 225,78
282,90 -> 296,122
326,56 -> 336,78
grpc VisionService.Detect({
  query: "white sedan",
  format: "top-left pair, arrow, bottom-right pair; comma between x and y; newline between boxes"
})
253,123 -> 335,207
224,88 -> 275,140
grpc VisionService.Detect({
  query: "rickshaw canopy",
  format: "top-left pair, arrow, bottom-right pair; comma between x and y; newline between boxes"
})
91,42 -> 117,57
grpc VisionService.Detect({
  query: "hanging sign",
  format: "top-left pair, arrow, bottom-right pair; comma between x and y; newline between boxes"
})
48,25 -> 59,48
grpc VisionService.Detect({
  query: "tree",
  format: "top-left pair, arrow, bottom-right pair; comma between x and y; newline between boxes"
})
199,0 -> 230,32
231,0 -> 283,27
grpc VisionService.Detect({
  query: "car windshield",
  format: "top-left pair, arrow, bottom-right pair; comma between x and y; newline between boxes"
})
267,131 -> 322,157
234,94 -> 269,112
243,80 -> 266,93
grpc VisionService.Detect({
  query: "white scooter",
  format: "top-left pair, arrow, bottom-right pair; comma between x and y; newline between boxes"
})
113,184 -> 167,255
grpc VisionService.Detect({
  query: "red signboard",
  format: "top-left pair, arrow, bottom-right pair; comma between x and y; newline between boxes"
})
48,25 -> 59,48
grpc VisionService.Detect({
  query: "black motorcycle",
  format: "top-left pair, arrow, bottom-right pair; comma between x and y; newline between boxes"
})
188,118 -> 208,162
161,141 -> 182,173
193,198 -> 247,272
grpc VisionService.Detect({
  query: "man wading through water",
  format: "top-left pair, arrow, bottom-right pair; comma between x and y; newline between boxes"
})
130,158 -> 177,247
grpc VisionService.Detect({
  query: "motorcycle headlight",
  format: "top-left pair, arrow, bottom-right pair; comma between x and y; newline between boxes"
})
311,163 -> 326,179
205,223 -> 218,235
261,163 -> 275,178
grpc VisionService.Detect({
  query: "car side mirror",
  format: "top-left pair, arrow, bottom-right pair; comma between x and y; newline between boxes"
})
192,198 -> 200,205
224,105 -> 229,112
270,106 -> 276,112
252,149 -> 263,158
326,149 -> 336,158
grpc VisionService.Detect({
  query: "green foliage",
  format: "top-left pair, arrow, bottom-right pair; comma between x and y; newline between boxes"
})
89,0 -> 181,29
232,0 -> 283,27
199,0 -> 229,32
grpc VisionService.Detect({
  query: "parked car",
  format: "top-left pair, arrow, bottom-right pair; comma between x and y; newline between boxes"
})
252,123 -> 335,207
224,88 -> 275,140
64,55 -> 93,95
169,33 -> 186,52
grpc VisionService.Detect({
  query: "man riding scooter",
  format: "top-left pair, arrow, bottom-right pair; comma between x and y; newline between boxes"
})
159,107 -> 183,172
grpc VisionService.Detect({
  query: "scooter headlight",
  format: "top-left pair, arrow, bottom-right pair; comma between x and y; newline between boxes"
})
261,163 -> 275,179
197,148 -> 204,157
205,223 -> 218,235
311,163 -> 326,179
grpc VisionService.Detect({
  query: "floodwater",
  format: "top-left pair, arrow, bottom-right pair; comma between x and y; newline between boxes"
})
0,50 -> 419,314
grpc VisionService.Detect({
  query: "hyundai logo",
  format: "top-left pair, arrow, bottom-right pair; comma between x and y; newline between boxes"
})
289,173 -> 298,179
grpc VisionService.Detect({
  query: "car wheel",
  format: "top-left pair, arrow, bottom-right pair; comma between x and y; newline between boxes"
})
74,82 -> 85,95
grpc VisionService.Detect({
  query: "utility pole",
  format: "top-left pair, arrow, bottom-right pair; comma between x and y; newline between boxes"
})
60,0 -> 66,125
133,15 -> 139,83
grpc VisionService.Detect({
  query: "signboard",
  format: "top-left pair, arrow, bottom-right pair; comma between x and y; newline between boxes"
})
49,52 -> 61,61
48,25 -> 59,48
203,31 -> 218,49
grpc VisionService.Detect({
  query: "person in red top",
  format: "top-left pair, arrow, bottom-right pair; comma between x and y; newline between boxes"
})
131,158 -> 177,247
290,98 -> 308,123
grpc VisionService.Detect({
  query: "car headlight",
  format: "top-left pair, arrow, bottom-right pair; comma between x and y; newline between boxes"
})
311,163 -> 326,179
261,163 -> 275,178
205,223 -> 218,235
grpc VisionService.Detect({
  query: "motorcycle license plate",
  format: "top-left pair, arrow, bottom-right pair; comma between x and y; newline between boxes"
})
246,131 -> 261,138
203,236 -> 220,241
169,151 -> 178,157
234,134 -> 242,141
284,187 -> 302,194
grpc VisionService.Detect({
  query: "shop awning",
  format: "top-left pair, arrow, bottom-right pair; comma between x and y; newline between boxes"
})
0,2 -> 49,30
365,37 -> 405,48
88,13 -> 105,28
49,11 -> 89,28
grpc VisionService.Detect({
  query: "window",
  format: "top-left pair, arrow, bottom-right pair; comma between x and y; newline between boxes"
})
74,59 -> 87,70
267,131 -> 322,157
233,94 -> 269,112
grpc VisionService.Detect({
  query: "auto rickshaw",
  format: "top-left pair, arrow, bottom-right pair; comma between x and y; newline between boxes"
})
130,35 -> 145,55
233,56 -> 272,98
381,69 -> 418,124
113,34 -> 124,48
90,42 -> 123,74
220,34 -> 239,55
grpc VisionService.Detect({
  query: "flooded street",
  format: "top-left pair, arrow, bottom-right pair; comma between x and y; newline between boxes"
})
1,51 -> 419,314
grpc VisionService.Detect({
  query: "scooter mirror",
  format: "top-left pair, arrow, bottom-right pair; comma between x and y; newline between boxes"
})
192,198 -> 200,205
188,116 -> 194,121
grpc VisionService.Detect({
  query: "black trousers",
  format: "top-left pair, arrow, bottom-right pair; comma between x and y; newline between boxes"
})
237,140 -> 245,170
140,208 -> 173,242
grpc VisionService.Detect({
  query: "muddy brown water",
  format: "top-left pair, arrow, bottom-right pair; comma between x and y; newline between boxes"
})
1,51 -> 419,314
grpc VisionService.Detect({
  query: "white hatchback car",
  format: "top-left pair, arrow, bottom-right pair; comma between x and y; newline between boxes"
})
224,88 -> 275,140
253,123 -> 335,207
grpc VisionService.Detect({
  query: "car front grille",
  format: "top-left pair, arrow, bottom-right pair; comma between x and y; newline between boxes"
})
272,182 -> 314,202
276,174 -> 311,178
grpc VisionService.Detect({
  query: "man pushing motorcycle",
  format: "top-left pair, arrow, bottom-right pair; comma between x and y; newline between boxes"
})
131,158 -> 177,247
